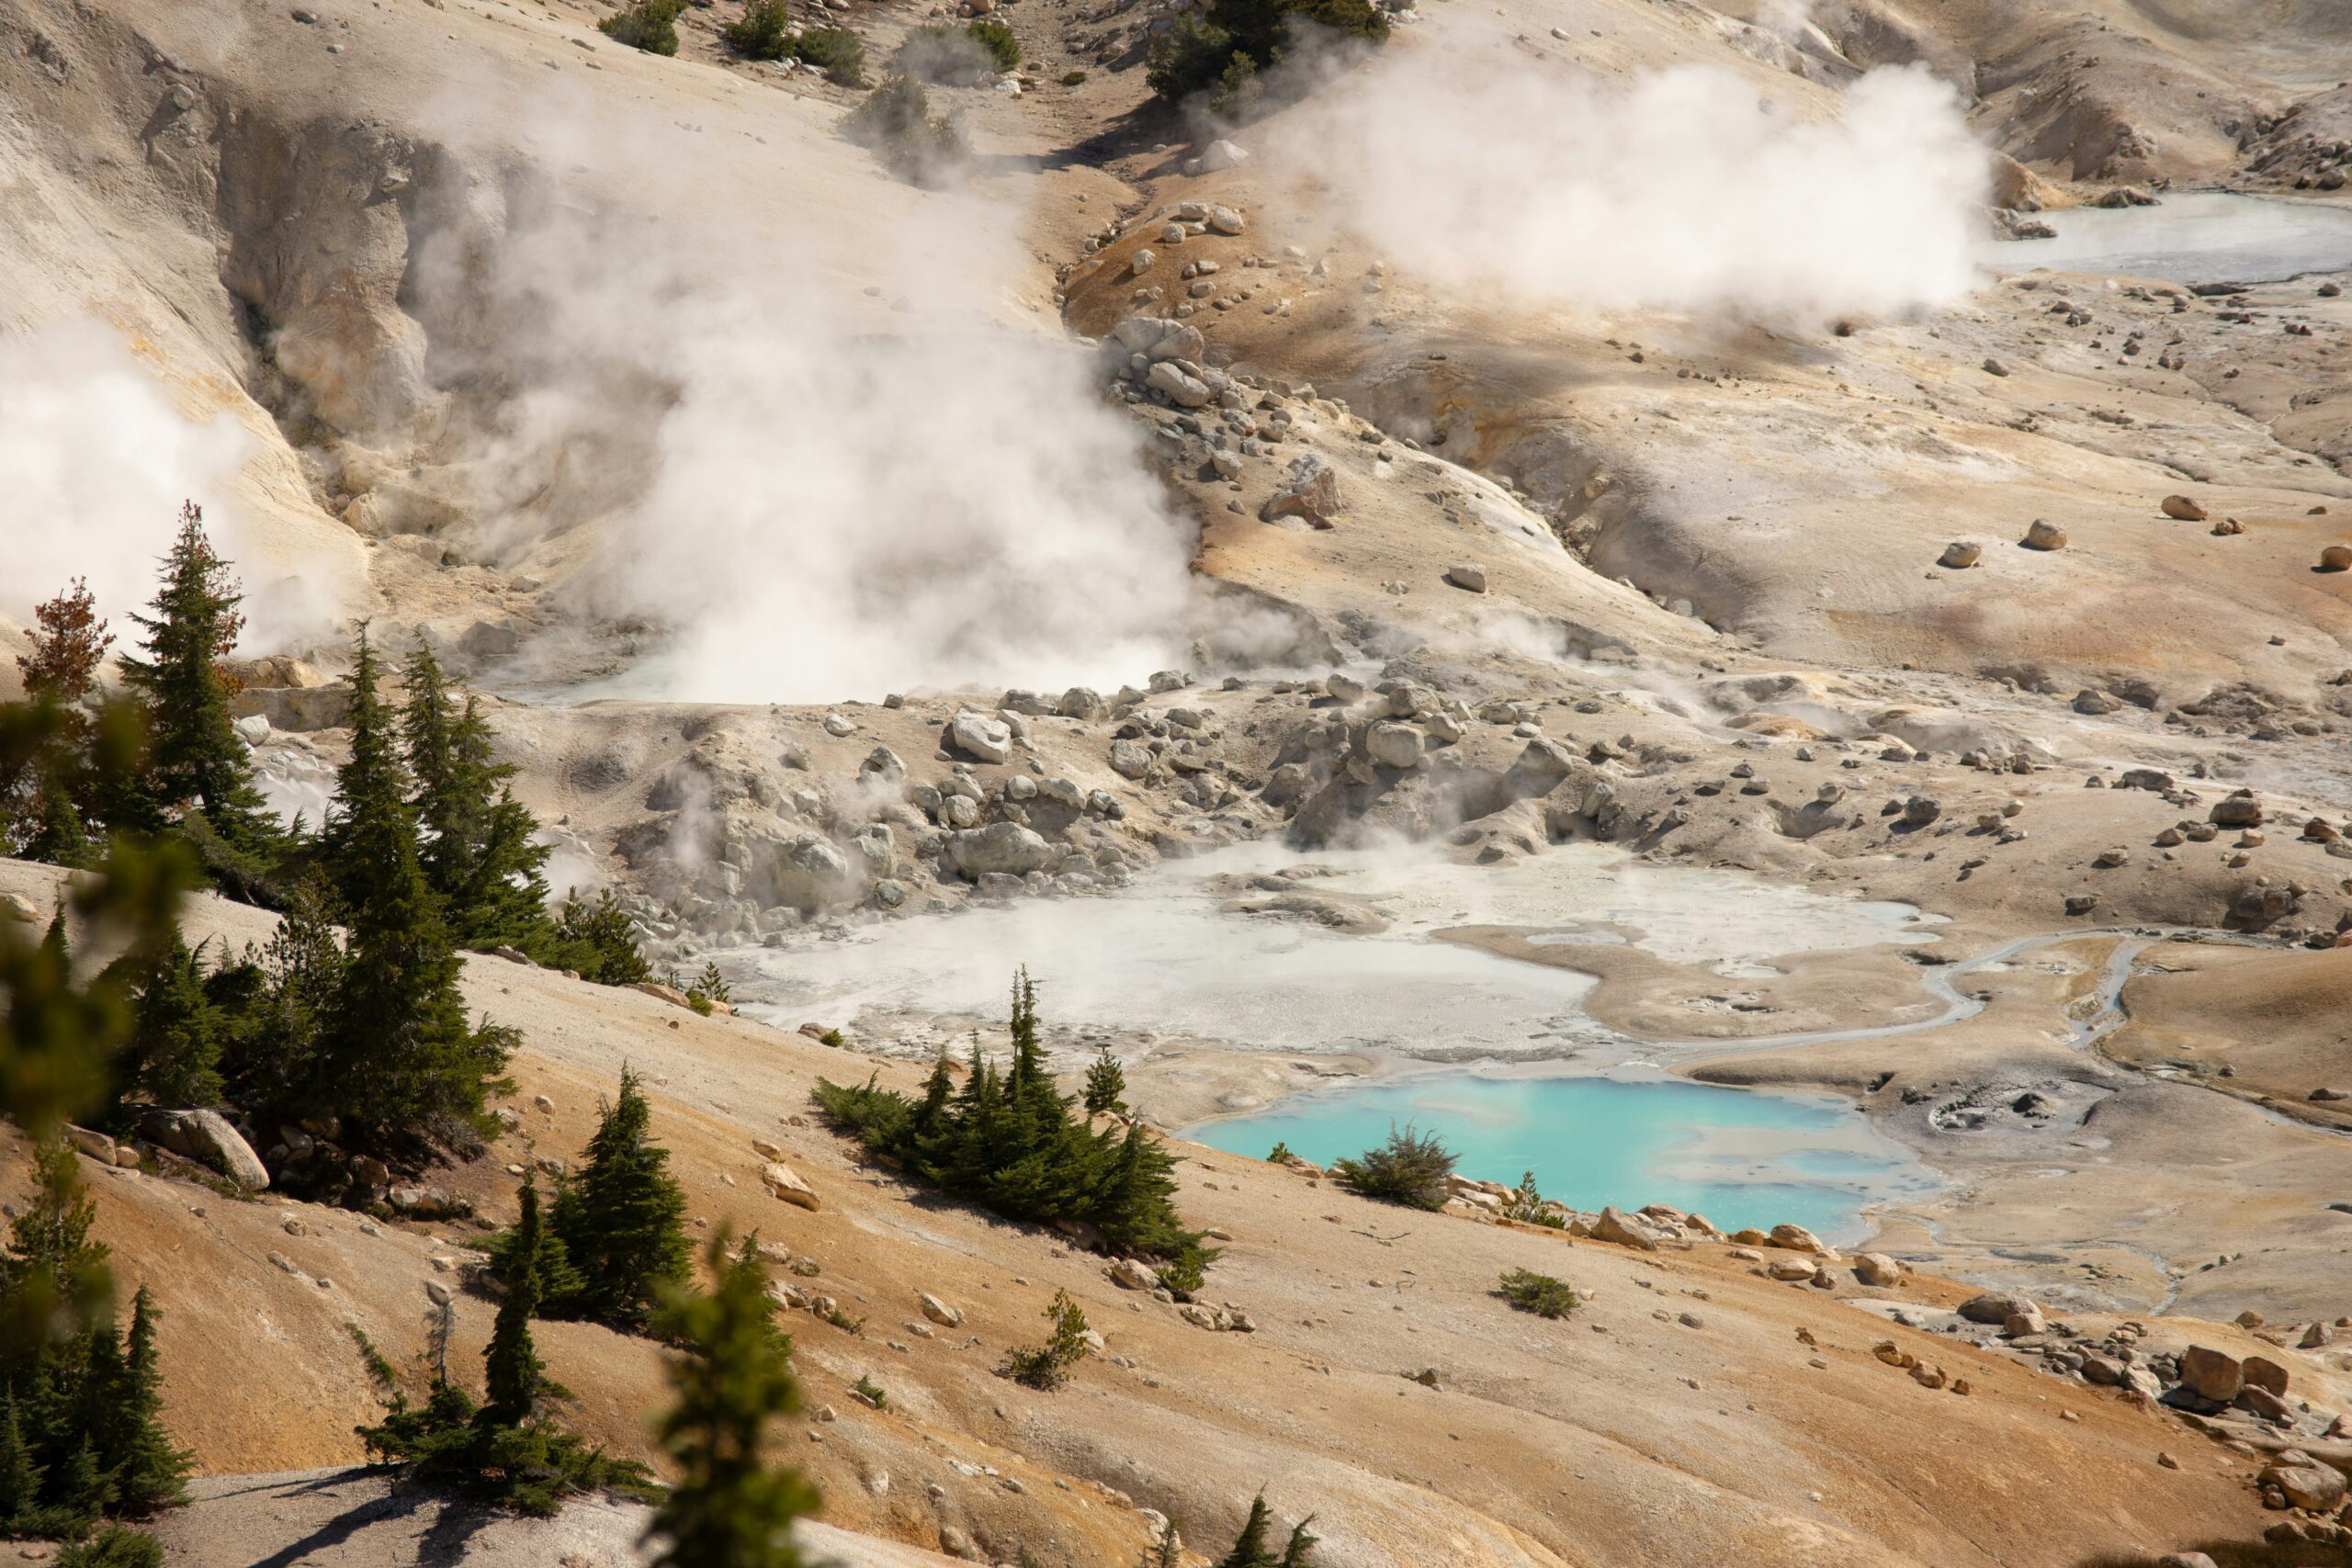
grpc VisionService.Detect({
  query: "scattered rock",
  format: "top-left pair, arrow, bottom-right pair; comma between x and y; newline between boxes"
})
1938,541 -> 1981,569
948,710 -> 1013,764
2177,1345 -> 2242,1403
1262,454 -> 1340,527
919,1292 -> 963,1327
2020,519 -> 2067,550
948,822 -> 1057,877
1444,562 -> 1487,592
141,1109 -> 269,1191
760,1162 -> 820,1212
1590,1207 -> 1661,1251
2321,545 -> 2352,572
1853,1253 -> 1905,1288
2211,791 -> 2264,828
2160,494 -> 2209,522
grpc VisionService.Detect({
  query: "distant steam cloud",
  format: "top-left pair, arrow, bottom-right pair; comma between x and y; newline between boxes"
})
1270,59 -> 1987,327
0,321 -> 255,637
402,147 -> 1230,705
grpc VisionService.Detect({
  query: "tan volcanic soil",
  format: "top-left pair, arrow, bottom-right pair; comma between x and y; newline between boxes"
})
2111,942 -> 2352,1127
0,858 -> 2329,1568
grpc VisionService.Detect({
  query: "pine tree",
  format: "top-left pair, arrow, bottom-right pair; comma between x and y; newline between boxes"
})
481,1179 -> 548,1427
647,1233 -> 818,1568
221,874 -> 342,1116
1082,1047 -> 1128,1116
5,577 -> 115,866
553,888 -> 652,986
116,503 -> 279,884
402,649 -> 556,952
107,1288 -> 188,1517
548,1067 -> 690,1329
1277,1517 -> 1319,1567
3,1138 -> 111,1345
0,1394 -> 41,1528
120,930 -> 223,1108
1216,1495 -> 1278,1568
313,627 -> 508,1153
52,1436 -> 108,1523
17,578 -> 113,707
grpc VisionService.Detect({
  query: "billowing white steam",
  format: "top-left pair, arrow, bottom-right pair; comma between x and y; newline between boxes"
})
1271,59 -> 1986,327
0,321 -> 256,638
405,150 -> 1219,705
607,299 -> 1209,705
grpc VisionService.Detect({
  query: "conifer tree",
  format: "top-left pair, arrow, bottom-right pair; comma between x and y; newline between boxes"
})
553,887 -> 653,986
0,1394 -> 41,1528
313,627 -> 508,1152
481,1179 -> 548,1427
221,874 -> 342,1116
116,504 -> 279,885
401,647 -> 555,952
647,1233 -> 818,1568
3,1139 -> 111,1347
1082,1047 -> 1128,1117
106,1289 -> 188,1517
17,578 -> 112,709
1277,1517 -> 1319,1567
4,579 -> 115,866
51,1437 -> 107,1522
120,930 -> 223,1108
1216,1495 -> 1277,1568
547,1067 -> 690,1329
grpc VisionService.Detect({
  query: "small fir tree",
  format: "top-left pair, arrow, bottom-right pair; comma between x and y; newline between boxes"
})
1216,1495 -> 1278,1568
1082,1047 -> 1128,1117
3,1137 -> 111,1339
6,578 -> 115,865
116,503 -> 280,883
313,627 -> 509,1154
553,888 -> 652,986
107,1289 -> 189,1516
481,1178 -> 548,1426
646,1232 -> 819,1568
999,1290 -> 1090,1391
120,929 -> 224,1108
546,1067 -> 690,1329
0,1395 -> 42,1528
17,577 -> 112,707
401,646 -> 556,952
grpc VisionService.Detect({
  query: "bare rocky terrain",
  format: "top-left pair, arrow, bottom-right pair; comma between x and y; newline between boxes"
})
7,0 -> 2352,1562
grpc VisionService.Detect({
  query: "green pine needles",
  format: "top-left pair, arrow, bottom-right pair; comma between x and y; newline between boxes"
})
1329,1123 -> 1456,1212
1214,1493 -> 1319,1568
813,971 -> 1209,1277
647,1233 -> 819,1568
0,1143 -> 190,1543
999,1290 -> 1090,1391
311,627 -> 514,1158
487,1066 -> 692,1334
115,503 -> 283,897
1497,1268 -> 1579,1320
356,1173 -> 653,1517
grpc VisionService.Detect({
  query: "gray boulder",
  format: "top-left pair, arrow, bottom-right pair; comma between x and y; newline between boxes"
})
1261,454 -> 1340,527
142,1109 -> 270,1190
949,822 -> 1057,878
948,710 -> 1012,764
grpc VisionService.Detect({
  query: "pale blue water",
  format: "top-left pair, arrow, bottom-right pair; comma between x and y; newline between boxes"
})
1189,1073 -> 1939,1245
